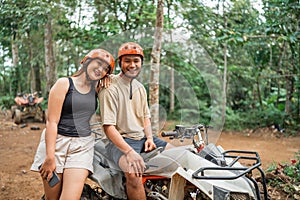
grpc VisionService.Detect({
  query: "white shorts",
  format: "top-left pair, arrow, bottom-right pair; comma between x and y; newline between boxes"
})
30,129 -> 95,174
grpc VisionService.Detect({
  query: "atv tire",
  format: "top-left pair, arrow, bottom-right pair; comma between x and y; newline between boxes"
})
34,106 -> 44,123
14,109 -> 22,124
11,105 -> 17,119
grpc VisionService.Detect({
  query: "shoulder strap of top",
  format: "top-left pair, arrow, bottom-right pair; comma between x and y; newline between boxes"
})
68,77 -> 74,91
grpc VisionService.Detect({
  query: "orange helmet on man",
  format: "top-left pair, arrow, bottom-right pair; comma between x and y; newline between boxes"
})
118,42 -> 144,77
117,42 -> 144,99
118,42 -> 144,61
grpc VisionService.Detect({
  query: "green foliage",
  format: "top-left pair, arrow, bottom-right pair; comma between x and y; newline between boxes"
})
266,151 -> 300,197
223,108 -> 244,131
224,106 -> 282,131
0,0 -> 299,133
0,95 -> 14,110
224,103 -> 300,135
40,97 -> 48,111
159,45 -> 212,125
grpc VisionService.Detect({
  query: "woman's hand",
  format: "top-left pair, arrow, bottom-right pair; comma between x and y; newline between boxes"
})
100,74 -> 114,88
39,157 -> 56,182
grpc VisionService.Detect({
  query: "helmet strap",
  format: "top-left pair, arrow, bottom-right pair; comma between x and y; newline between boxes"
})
84,63 -> 97,85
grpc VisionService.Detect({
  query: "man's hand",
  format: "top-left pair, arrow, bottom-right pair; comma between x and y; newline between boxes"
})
126,149 -> 146,177
144,138 -> 156,152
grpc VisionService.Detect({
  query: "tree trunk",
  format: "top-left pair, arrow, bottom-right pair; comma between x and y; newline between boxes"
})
277,42 -> 286,108
276,80 -> 280,107
169,66 -> 174,113
256,76 -> 263,109
149,0 -> 164,135
44,13 -> 56,94
12,38 -> 19,71
222,12 -> 227,126
12,34 -> 20,93
28,32 -> 36,92
285,75 -> 293,114
34,63 -> 41,93
167,0 -> 174,113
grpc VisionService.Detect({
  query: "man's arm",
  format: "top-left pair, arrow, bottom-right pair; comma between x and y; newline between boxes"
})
144,117 -> 153,139
103,125 -> 133,154
143,118 -> 156,152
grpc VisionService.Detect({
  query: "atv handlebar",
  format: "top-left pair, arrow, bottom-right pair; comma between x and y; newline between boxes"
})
161,131 -> 178,137
161,124 -> 210,150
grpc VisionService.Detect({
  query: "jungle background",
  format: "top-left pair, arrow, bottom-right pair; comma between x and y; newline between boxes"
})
0,0 -> 300,199
0,0 -> 299,133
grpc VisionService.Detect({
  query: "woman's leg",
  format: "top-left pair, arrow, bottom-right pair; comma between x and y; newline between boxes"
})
59,168 -> 89,200
42,173 -> 63,200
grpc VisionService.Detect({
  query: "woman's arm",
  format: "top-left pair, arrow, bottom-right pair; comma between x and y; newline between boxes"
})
95,74 -> 115,92
40,78 -> 69,181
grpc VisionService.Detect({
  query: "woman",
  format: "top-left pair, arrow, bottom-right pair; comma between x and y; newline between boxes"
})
31,49 -> 115,200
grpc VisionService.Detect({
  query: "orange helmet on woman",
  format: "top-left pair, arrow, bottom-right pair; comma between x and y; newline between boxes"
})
80,49 -> 115,74
117,42 -> 144,60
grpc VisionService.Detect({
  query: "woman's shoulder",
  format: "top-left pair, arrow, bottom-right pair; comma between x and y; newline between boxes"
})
50,77 -> 70,93
56,77 -> 70,84
55,77 -> 72,88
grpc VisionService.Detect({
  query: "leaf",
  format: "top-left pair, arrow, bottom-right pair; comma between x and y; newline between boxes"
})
236,36 -> 244,42
294,194 -> 300,200
294,185 -> 300,192
289,35 -> 297,43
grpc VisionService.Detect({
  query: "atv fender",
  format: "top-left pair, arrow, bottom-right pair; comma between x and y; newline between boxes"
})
169,167 -> 212,199
90,140 -> 127,199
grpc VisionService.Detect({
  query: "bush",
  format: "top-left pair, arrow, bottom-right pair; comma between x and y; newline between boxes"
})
266,151 -> 300,197
223,106 -> 300,134
0,95 -> 15,110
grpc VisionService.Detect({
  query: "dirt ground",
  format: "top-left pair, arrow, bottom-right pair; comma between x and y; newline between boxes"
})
0,112 -> 299,200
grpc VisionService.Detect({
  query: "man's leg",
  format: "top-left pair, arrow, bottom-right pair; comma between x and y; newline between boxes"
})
152,136 -> 175,150
119,155 -> 146,200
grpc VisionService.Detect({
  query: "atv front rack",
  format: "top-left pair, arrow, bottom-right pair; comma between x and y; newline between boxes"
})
192,150 -> 268,200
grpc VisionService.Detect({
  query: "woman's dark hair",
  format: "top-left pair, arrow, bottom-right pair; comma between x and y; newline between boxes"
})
72,58 -> 92,77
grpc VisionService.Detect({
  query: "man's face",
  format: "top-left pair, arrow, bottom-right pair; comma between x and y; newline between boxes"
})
120,55 -> 142,78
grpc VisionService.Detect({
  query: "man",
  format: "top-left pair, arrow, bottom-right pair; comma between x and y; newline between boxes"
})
99,42 -> 173,200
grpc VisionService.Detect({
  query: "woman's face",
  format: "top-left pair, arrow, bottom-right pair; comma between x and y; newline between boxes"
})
86,59 -> 110,80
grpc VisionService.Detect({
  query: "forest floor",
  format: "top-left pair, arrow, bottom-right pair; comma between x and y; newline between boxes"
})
0,111 -> 299,200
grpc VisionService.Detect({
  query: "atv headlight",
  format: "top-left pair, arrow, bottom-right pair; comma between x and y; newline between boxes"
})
213,186 -> 254,200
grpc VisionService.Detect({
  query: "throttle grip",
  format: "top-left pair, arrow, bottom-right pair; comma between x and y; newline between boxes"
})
161,131 -> 177,137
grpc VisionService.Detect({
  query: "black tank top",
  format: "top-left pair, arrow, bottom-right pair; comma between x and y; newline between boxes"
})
57,78 -> 97,137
